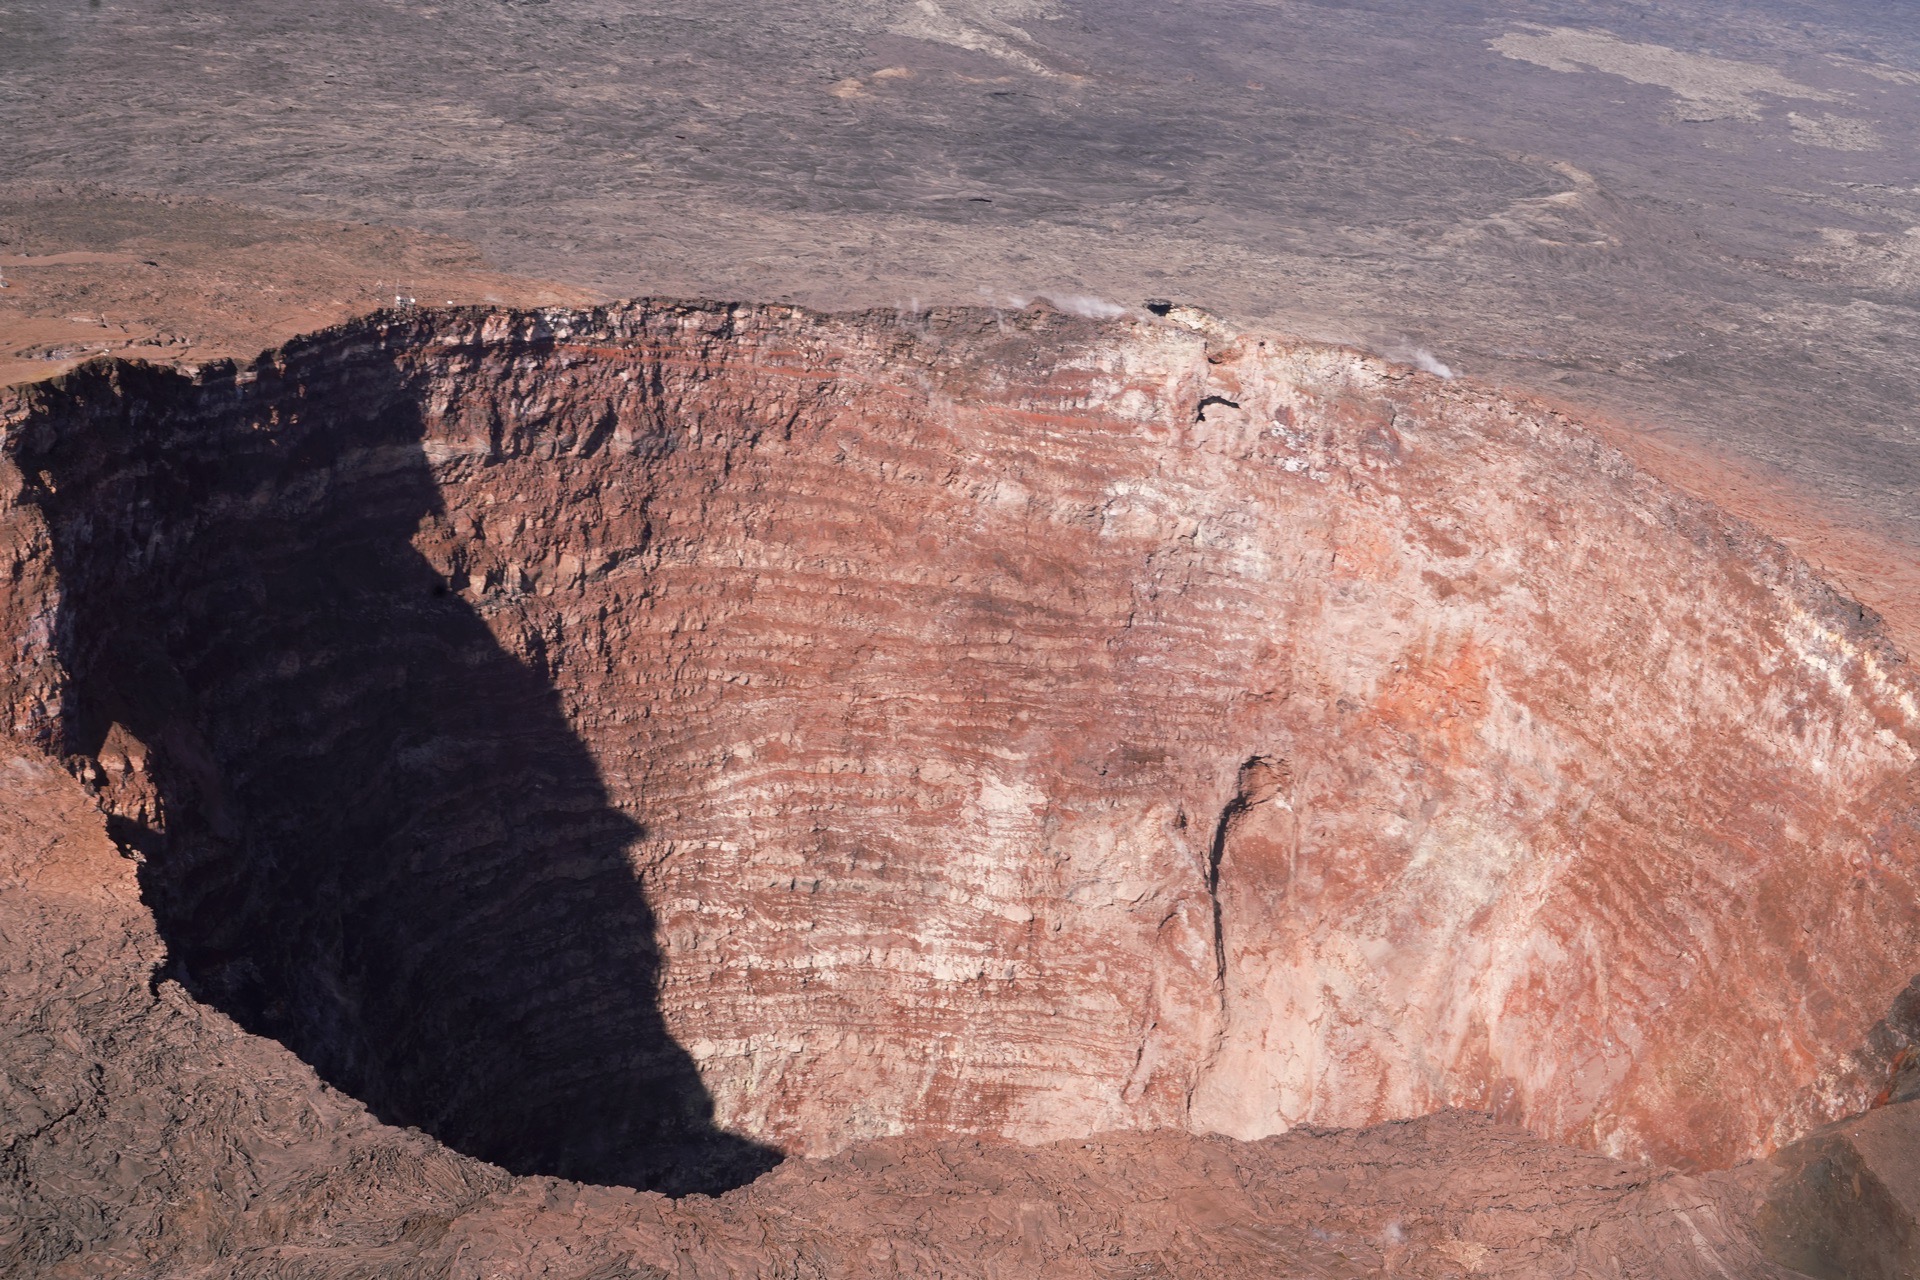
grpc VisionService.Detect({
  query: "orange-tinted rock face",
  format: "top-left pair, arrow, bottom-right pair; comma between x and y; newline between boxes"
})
4,299 -> 1918,1187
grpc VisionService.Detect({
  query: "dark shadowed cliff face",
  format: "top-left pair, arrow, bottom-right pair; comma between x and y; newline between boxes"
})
10,336 -> 777,1196
1,299 -> 1920,1274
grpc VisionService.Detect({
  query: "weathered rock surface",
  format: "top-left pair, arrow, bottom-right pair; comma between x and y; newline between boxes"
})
2,298 -> 1918,1273
0,746 -> 1800,1276
1758,1093 -> 1920,1279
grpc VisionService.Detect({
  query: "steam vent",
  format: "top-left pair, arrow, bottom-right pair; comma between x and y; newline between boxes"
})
6,299 -> 1920,1276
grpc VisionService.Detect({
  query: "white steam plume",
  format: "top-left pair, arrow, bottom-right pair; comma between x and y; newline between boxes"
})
1381,339 -> 1455,379
1038,292 -> 1130,319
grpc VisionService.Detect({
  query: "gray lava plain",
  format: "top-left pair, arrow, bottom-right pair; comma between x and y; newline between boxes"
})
3,0 -> 1919,539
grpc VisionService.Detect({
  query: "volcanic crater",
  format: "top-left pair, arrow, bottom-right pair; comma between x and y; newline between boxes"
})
4,298 -> 1920,1269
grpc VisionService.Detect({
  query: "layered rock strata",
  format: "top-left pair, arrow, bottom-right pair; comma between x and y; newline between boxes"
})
0,742 -> 1808,1276
2,300 -> 1918,1227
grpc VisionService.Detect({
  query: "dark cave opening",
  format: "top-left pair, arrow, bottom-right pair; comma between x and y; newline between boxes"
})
17,341 -> 779,1197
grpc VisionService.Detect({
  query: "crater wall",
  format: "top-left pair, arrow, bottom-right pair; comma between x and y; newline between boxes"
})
4,300 -> 1917,1176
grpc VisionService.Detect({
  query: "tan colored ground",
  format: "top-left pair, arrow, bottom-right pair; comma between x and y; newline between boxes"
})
0,187 -> 590,388
1589,419 -> 1920,659
6,183 -> 1913,665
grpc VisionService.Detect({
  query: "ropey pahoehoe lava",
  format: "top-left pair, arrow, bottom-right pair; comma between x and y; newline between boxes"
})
3,299 -> 1918,1275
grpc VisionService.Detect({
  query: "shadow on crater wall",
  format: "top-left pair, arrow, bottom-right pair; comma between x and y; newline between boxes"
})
16,337 -> 779,1196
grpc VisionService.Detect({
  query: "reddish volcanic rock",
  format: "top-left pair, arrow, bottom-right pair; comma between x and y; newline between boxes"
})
1758,1095 -> 1920,1278
1,298 -> 1918,1273
0,745 -> 1800,1277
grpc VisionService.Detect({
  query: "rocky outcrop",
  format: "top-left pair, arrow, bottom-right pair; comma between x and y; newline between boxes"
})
2,298 -> 1918,1272
1758,1096 -> 1920,1279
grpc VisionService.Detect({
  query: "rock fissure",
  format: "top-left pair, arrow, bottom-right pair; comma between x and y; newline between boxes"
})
1205,790 -> 1242,990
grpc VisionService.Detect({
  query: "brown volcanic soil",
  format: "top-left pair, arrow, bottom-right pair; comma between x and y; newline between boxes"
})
1579,418 -> 1920,662
0,186 -> 591,388
3,298 -> 1920,1275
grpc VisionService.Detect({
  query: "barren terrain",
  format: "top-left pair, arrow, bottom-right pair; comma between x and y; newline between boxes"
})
4,0 -> 1920,1275
7,0 -> 1920,635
